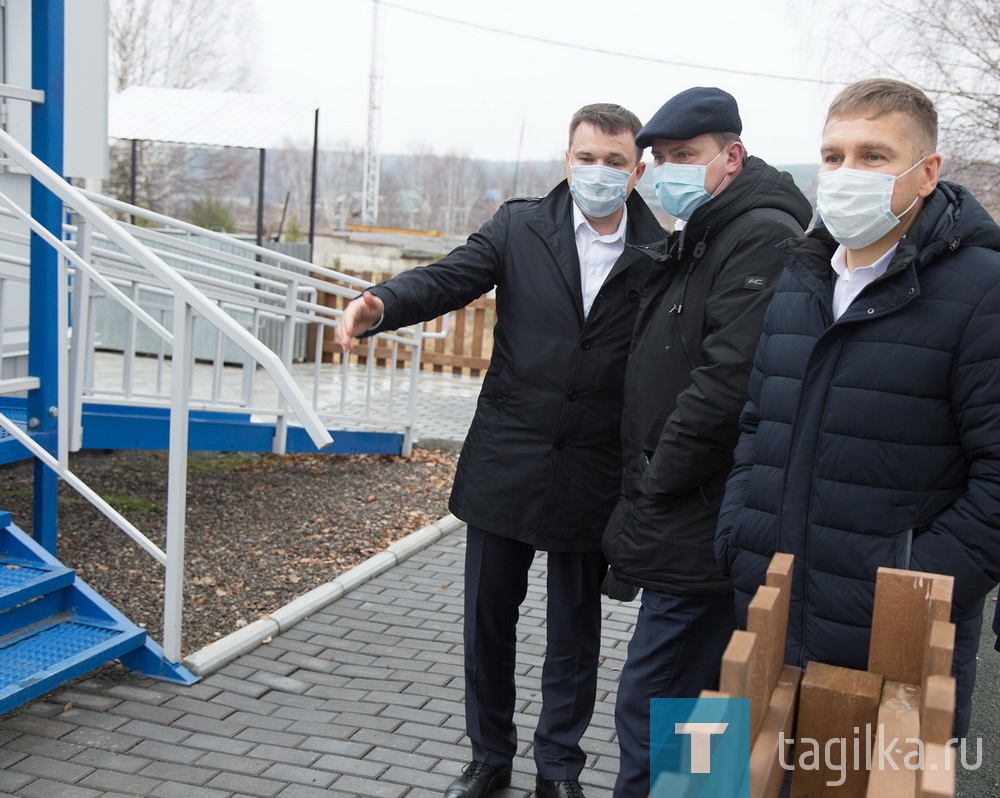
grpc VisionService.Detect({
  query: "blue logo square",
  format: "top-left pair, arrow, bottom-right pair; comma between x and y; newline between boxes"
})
650,697 -> 750,798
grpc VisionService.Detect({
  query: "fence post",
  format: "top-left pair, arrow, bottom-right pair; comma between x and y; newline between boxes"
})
163,296 -> 193,662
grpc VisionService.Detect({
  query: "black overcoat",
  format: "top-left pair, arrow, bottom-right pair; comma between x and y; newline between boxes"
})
369,181 -> 664,551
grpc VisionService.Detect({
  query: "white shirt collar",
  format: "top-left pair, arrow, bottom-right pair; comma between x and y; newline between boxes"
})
830,243 -> 897,281
572,201 -> 628,242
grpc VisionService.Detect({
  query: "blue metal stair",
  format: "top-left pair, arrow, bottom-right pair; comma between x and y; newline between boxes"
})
0,511 -> 197,715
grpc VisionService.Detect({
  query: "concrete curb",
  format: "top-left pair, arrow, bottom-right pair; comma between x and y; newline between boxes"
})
182,513 -> 466,676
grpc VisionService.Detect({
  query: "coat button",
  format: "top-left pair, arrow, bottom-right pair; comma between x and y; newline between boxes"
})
627,288 -> 638,299
568,390 -> 578,401
555,439 -> 566,449
867,307 -> 875,315
581,340 -> 592,350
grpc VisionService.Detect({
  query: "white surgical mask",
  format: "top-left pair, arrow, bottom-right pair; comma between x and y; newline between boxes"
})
569,163 -> 633,218
652,148 -> 726,220
816,158 -> 926,249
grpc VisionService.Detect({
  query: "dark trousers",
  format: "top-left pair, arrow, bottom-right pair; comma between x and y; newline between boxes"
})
463,525 -> 607,781
613,589 -> 736,798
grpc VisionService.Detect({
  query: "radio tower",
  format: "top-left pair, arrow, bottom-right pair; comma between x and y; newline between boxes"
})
361,0 -> 382,226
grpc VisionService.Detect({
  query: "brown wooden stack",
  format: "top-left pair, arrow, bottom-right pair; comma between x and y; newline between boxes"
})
650,559 -> 958,797
702,554 -> 955,798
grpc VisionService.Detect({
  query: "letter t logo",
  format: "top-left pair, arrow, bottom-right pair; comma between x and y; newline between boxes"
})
674,722 -> 729,773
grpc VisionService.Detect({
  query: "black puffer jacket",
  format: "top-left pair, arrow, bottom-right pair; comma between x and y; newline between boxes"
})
716,181 -> 1000,732
602,156 -> 812,592
369,182 -> 664,552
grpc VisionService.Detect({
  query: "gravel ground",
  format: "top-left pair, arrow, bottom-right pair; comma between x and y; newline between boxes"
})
0,447 -> 458,657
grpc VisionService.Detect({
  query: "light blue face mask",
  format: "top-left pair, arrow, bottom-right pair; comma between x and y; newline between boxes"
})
652,148 -> 726,220
569,164 -> 633,218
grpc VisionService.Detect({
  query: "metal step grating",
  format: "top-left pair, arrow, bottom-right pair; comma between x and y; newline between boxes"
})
0,562 -> 50,592
0,620 -> 120,688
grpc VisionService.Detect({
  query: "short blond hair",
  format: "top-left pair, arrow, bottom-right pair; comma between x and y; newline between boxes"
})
826,78 -> 938,155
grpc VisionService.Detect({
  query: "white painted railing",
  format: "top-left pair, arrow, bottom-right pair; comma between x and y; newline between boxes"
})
0,125 -> 434,662
66,192 -> 436,456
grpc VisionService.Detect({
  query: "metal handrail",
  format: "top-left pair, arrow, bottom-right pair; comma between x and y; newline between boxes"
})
0,126 -> 339,661
0,128 -> 332,450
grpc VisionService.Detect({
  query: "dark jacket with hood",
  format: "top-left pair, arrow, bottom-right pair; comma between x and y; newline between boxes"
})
602,156 -> 812,592
716,181 -> 1000,734
368,181 -> 664,552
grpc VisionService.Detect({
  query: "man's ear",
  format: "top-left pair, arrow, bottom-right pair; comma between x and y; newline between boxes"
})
726,141 -> 746,172
919,153 -> 942,197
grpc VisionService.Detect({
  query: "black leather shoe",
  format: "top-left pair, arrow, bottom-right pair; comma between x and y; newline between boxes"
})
443,761 -> 512,798
535,776 -> 586,798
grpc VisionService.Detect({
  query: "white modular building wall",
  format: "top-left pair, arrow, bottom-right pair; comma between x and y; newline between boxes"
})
0,0 -> 109,380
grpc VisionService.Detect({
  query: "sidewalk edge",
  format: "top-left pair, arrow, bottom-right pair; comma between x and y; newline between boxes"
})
182,513 -> 465,676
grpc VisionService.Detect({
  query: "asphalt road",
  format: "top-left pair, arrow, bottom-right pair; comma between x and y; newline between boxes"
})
956,605 -> 1000,796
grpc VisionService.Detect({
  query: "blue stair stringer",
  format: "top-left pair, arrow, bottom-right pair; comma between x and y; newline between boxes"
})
0,512 -> 197,715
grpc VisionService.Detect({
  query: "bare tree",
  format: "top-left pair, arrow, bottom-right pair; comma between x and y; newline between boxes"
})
826,0 -> 1000,214
108,0 -> 258,219
110,0 -> 255,92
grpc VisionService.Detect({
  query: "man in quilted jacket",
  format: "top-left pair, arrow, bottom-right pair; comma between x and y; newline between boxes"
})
717,78 -> 1000,737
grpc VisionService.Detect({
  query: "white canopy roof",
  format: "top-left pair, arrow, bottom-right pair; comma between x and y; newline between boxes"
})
108,87 -> 317,149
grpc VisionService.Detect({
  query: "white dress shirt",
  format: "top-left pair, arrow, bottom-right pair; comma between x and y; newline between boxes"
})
573,202 -> 628,319
831,243 -> 898,320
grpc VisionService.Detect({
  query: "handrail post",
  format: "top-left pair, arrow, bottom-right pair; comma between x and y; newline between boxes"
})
272,277 -> 299,454
28,0 -> 66,553
403,322 -> 424,457
163,295 -> 193,661
68,216 -> 92,452
57,225 -> 69,468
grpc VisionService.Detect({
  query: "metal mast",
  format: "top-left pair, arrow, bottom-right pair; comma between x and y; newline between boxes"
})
361,0 -> 382,226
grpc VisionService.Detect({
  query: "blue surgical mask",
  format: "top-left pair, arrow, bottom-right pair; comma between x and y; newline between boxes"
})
652,148 -> 726,220
569,164 -> 633,218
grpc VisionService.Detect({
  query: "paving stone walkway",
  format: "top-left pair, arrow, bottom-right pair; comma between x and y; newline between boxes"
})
3,361 -> 999,796
0,527 -> 637,797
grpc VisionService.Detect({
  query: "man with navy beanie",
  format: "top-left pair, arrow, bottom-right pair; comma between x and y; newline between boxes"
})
602,87 -> 812,796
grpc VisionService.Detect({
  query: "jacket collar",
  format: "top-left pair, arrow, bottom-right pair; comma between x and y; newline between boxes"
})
526,181 -> 664,319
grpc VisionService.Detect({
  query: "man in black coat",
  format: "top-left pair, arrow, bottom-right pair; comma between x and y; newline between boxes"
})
340,104 -> 664,798
601,87 -> 812,797
717,78 -> 1000,740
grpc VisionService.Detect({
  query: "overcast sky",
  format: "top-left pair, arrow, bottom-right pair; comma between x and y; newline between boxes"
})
248,0 -> 858,167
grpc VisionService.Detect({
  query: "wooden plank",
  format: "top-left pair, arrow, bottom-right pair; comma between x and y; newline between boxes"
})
720,630 -> 757,706
917,743 -> 955,797
790,662 -> 883,797
927,576 -> 954,624
921,620 -> 955,691
749,664 -> 802,798
766,552 -> 794,595
865,681 -> 921,798
747,586 -> 782,740
869,568 -> 937,685
920,674 -> 956,747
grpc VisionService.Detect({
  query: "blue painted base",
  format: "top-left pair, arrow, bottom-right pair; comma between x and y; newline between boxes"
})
79,402 -> 405,455
0,398 -> 405,456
